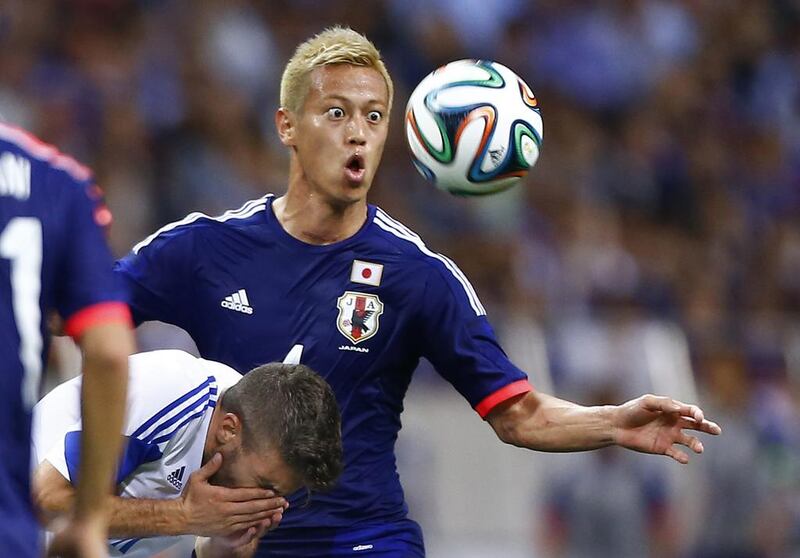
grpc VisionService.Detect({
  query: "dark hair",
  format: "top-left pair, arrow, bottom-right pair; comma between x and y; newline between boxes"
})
220,363 -> 342,492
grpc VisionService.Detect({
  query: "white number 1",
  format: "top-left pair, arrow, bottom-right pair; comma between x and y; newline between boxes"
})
1,217 -> 43,409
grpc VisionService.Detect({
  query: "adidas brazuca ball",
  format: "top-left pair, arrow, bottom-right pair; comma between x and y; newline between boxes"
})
405,59 -> 543,196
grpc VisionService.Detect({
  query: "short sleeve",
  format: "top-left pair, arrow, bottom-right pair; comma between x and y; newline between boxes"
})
42,429 -> 164,486
57,178 -> 131,339
418,263 -> 533,418
114,225 -> 197,329
41,426 -> 80,481
39,350 -> 217,485
199,358 -> 243,391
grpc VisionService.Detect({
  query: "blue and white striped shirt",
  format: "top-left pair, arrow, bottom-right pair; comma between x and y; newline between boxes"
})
33,349 -> 242,557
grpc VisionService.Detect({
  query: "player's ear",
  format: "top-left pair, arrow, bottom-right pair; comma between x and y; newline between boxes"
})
217,412 -> 242,445
275,108 -> 296,147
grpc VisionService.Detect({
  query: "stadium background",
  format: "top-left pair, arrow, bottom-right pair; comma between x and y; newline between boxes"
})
3,0 -> 799,556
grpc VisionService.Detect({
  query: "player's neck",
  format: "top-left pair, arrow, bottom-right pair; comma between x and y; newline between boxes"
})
273,188 -> 367,246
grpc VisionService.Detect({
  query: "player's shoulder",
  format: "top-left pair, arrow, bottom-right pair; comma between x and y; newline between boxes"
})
131,195 -> 272,255
125,350 -> 222,437
128,349 -> 212,386
195,357 -> 243,390
370,205 -> 463,273
129,349 -> 238,386
0,122 -> 92,188
370,205 -> 486,315
369,206 -> 436,262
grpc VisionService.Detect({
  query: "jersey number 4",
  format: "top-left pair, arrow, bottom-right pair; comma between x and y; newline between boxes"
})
1,217 -> 43,409
282,344 -> 304,365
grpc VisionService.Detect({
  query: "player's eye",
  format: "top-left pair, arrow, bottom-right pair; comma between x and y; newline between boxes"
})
367,111 -> 382,123
327,107 -> 345,119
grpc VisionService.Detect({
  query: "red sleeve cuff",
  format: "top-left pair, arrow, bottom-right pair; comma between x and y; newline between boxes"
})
475,379 -> 534,418
63,302 -> 132,340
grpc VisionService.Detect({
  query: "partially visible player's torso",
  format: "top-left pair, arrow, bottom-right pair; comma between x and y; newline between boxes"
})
33,349 -> 242,557
107,351 -> 218,557
127,198 -> 438,525
118,195 -> 528,555
182,199 -> 423,523
0,125 -> 109,557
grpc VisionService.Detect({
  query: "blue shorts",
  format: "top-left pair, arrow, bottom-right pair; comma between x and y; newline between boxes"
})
255,519 -> 425,557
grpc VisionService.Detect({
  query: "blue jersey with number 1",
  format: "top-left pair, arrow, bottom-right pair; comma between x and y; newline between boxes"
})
116,194 -> 533,556
0,124 -> 129,557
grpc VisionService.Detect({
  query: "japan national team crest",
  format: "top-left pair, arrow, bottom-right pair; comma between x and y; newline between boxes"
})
336,291 -> 384,344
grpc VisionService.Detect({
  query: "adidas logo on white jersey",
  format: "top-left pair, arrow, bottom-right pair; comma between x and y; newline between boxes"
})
166,466 -> 186,490
221,289 -> 254,315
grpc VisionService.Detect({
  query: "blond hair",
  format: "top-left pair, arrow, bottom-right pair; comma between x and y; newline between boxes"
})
280,26 -> 394,114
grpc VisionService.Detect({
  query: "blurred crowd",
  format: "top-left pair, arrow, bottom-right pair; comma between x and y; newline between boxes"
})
2,0 -> 799,556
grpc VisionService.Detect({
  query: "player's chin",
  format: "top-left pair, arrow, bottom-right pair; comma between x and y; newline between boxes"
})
336,179 -> 372,202
341,172 -> 371,191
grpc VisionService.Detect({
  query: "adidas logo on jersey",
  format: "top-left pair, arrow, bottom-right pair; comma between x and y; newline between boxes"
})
221,289 -> 254,315
166,466 -> 186,490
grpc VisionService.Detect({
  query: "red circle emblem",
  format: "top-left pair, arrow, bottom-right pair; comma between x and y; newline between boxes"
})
362,268 -> 372,279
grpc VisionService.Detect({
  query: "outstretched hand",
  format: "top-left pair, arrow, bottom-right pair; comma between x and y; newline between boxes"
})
612,394 -> 722,464
181,453 -> 288,537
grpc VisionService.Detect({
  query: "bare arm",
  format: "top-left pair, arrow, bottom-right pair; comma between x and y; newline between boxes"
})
35,454 -> 286,539
73,322 -> 132,519
487,391 -> 721,464
45,321 -> 133,557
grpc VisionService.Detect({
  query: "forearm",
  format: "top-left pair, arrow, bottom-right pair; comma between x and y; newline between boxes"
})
488,392 -> 617,452
34,463 -> 189,538
107,496 -> 189,538
74,322 -> 133,521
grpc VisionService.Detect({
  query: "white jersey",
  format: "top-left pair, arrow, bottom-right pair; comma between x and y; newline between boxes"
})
33,349 -> 243,557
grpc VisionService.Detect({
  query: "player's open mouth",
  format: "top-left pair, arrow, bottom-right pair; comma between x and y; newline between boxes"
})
344,154 -> 366,184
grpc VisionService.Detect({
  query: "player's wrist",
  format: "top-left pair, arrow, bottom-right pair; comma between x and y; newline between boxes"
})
175,495 -> 194,533
598,404 -> 620,446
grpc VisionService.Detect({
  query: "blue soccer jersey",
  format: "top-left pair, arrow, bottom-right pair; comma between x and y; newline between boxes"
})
116,195 -> 532,556
0,124 -> 130,557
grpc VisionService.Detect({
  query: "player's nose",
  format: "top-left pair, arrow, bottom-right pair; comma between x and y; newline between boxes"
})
346,118 -> 367,145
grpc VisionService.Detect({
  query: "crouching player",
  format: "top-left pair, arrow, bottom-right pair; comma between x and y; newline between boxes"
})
32,349 -> 342,557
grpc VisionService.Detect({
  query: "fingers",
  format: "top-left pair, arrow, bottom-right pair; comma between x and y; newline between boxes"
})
641,395 -> 701,419
664,446 -> 689,465
267,510 -> 283,529
194,452 -> 223,480
641,395 -> 721,434
666,429 -> 713,464
225,526 -> 258,547
217,486 -> 280,503
255,512 -> 282,538
676,431 -> 704,454
226,504 -> 288,534
226,504 -> 285,525
640,395 -> 680,414
678,416 -> 722,436
668,399 -> 705,423
227,516 -> 274,537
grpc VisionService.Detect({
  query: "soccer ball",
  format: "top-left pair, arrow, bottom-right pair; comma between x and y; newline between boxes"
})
405,59 -> 543,196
